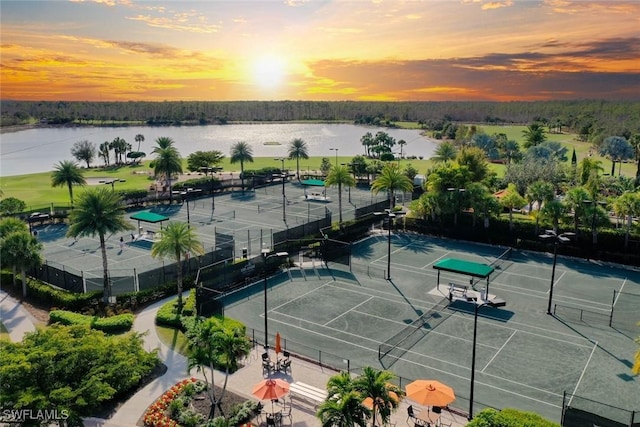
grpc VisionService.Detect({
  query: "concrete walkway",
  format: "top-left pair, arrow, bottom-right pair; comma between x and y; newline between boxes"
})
1,289 -> 468,427
0,289 -> 37,341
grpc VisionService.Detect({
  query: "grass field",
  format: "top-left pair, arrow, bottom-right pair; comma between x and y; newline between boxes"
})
1,124 -> 636,208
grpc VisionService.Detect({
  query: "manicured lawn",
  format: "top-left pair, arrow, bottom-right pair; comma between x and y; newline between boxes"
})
155,324 -> 190,356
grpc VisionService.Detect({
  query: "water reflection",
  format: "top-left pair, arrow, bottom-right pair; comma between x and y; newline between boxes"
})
0,123 -> 437,176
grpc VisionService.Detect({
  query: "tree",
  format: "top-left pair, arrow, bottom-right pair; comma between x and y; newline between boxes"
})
371,163 -> 414,210
456,146 -> 491,183
317,391 -> 370,427
397,139 -> 406,159
51,160 -> 86,206
578,157 -> 604,186
466,182 -> 499,228
187,318 -> 250,419
325,165 -> 355,223
110,137 -> 128,165
522,122 -> 547,148
0,230 -> 42,297
599,136 -> 634,176
187,150 -> 225,173
629,133 -> 640,181
432,141 -> 457,163
0,324 -> 158,423
471,134 -> 499,161
352,367 -> 403,427
288,138 -> 309,179
134,133 -> 145,152
563,186 -> 591,234
361,132 -> 374,157
0,217 -> 30,286
350,155 -> 369,184
540,199 -> 566,234
320,157 -> 333,175
0,197 -> 26,215
496,137 -> 520,164
152,138 -> 183,202
525,181 -> 555,235
230,141 -> 254,194
403,163 -> 418,181
71,140 -> 96,168
151,221 -> 204,312
98,141 -> 111,166
612,191 -> 640,249
499,184 -> 525,230
66,187 -> 133,303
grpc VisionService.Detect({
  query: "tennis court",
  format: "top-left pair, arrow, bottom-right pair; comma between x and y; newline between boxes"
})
223,233 -> 640,423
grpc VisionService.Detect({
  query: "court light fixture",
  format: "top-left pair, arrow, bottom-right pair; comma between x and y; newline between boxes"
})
539,230 -> 575,315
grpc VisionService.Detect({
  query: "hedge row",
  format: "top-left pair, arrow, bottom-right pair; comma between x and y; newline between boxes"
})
49,310 -> 134,333
26,280 -> 103,311
467,408 -> 560,427
155,291 -> 197,329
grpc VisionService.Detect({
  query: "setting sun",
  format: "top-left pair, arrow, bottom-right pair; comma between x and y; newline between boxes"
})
252,55 -> 286,90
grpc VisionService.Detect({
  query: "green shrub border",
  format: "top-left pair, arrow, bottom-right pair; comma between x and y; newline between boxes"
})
49,310 -> 134,333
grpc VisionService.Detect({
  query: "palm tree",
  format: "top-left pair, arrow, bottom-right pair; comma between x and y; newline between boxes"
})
371,163 -> 414,210
563,186 -> 591,234
526,180 -> 555,235
522,122 -> 547,148
317,391 -> 370,427
152,143 -> 182,203
188,318 -> 250,419
612,191 -> 640,249
432,142 -> 457,163
98,141 -> 111,166
153,136 -> 175,151
499,183 -> 525,231
352,367 -> 402,427
397,139 -> 406,159
541,199 -> 566,234
230,141 -> 254,194
1,230 -> 42,297
51,160 -> 87,207
326,371 -> 355,397
151,221 -> 204,312
0,217 -> 30,286
134,133 -> 145,152
66,187 -> 133,303
288,138 -> 309,180
325,165 -> 355,223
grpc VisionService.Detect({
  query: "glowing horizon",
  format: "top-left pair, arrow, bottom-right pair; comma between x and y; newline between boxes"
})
1,0 -> 639,102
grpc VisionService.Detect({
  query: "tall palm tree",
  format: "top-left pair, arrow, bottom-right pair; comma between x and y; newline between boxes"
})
288,138 -> 309,180
541,199 -> 566,234
1,230 -> 42,297
522,122 -> 547,148
151,221 -> 204,312
230,141 -> 254,194
317,391 -> 370,427
153,143 -> 182,203
66,187 -> 133,303
371,163 -> 414,210
564,186 -> 591,234
51,160 -> 86,207
153,136 -> 175,151
326,371 -> 355,397
134,133 -> 145,152
211,326 -> 251,416
325,165 -> 355,223
98,141 -> 111,166
612,191 -> 640,249
352,367 -> 402,427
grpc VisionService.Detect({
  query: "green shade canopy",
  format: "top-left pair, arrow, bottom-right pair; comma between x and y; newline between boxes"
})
433,258 -> 494,278
130,211 -> 169,223
300,179 -> 326,187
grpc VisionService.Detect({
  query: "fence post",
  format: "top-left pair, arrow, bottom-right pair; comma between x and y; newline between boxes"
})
82,271 -> 86,293
134,268 -> 139,292
561,391 -> 567,426
610,289 -> 616,327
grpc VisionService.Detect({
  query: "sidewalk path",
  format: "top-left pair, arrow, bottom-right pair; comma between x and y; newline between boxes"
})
0,289 -> 37,342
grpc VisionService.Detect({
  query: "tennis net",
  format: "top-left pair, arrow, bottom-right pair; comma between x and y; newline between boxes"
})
378,297 -> 451,367
472,247 -> 513,288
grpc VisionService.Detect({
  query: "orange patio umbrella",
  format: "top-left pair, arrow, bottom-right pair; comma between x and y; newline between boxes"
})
275,332 -> 282,355
405,380 -> 455,407
252,379 -> 290,412
362,383 -> 403,409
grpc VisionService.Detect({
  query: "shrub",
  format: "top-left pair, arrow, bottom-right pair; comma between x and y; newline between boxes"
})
467,408 -> 560,427
27,281 -> 102,311
49,310 -> 134,333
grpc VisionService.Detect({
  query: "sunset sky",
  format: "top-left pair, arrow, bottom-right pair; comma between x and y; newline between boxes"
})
1,0 -> 639,102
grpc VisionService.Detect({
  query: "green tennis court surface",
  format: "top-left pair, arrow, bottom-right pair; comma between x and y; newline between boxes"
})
223,233 -> 640,423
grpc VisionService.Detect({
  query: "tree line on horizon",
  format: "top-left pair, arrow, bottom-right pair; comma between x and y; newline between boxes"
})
2,99 -> 639,142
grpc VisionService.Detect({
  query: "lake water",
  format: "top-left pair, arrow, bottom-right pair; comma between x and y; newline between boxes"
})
0,123 -> 437,177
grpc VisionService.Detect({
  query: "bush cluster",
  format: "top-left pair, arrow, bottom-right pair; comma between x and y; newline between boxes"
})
116,276 -> 195,311
49,310 -> 134,333
26,280 -> 102,311
467,408 -> 560,427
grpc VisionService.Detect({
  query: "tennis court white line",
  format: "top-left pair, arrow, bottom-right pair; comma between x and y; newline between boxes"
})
324,296 -> 374,326
546,270 -> 567,294
568,340 -> 599,407
613,278 -> 627,306
420,251 -> 452,269
268,280 -> 335,313
482,330 -> 517,373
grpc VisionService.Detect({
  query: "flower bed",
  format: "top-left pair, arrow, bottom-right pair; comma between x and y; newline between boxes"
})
144,378 -> 199,427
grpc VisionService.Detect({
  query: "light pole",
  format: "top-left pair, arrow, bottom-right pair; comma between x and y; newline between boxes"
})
329,148 -> 338,167
275,158 -> 286,222
341,163 -> 353,203
262,250 -> 289,352
374,209 -> 396,280
469,299 -> 505,420
102,178 -> 125,191
200,167 -> 222,216
539,230 -> 574,314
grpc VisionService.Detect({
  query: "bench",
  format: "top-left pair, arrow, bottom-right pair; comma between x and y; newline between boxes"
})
289,382 -> 327,407
448,283 -> 468,301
